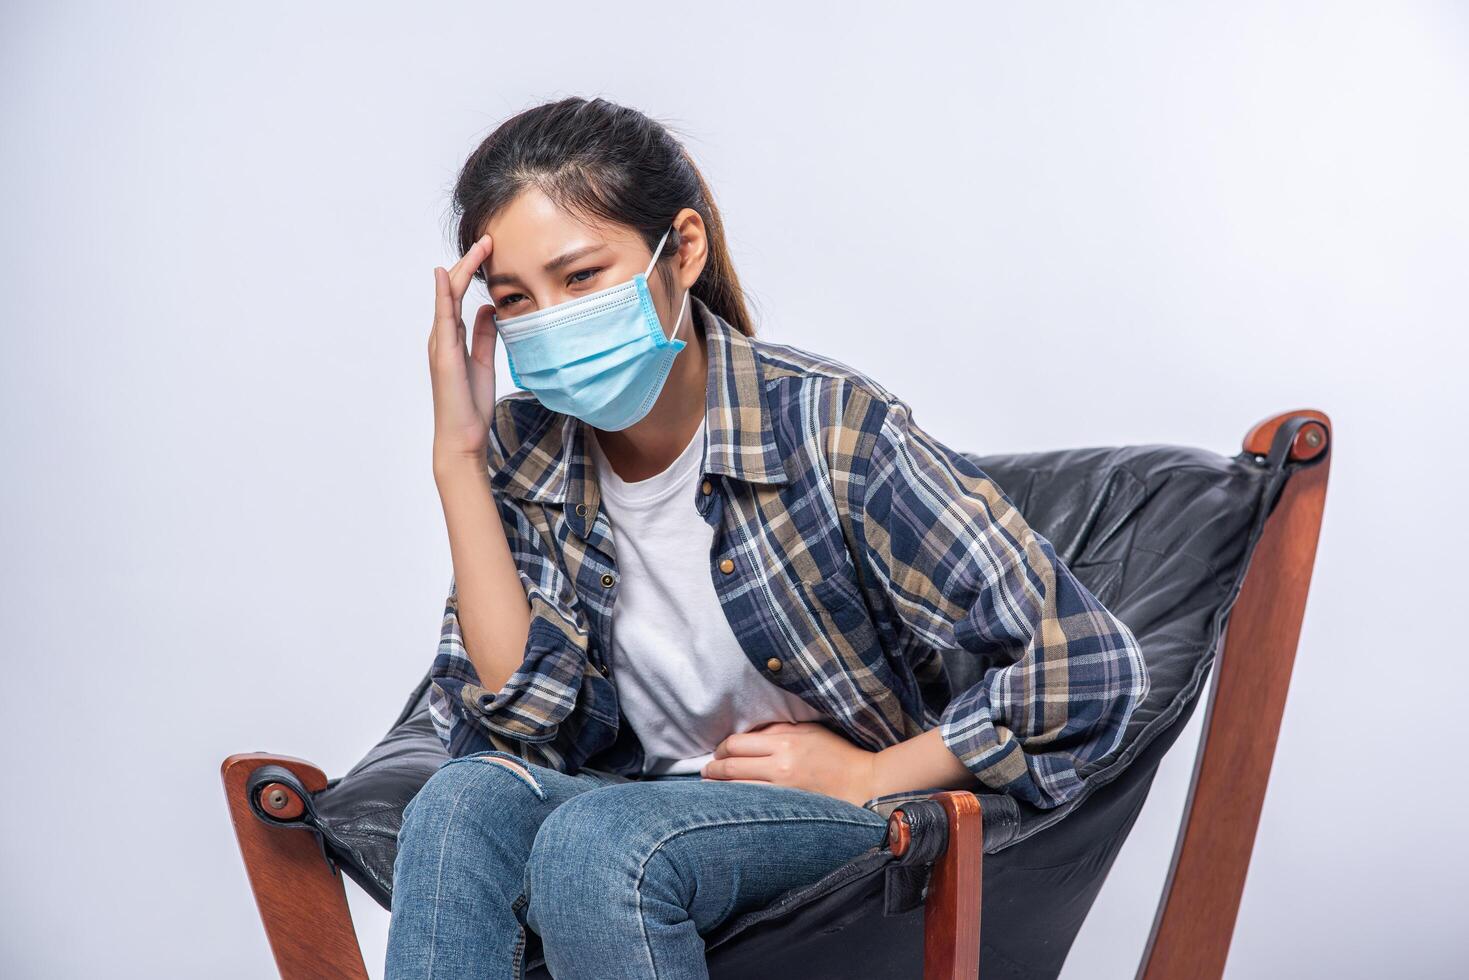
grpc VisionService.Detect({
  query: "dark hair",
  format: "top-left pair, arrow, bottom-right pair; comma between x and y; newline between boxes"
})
451,96 -> 755,337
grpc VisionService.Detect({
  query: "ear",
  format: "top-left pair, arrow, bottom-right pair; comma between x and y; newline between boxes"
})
671,206 -> 710,292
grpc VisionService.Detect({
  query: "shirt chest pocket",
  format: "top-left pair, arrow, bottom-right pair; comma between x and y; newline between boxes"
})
799,566 -> 880,646
795,561 -> 914,718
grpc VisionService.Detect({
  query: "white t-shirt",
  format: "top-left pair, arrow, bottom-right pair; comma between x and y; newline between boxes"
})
589,419 -> 828,776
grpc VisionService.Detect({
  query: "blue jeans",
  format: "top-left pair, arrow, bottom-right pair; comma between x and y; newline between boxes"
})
385,748 -> 889,979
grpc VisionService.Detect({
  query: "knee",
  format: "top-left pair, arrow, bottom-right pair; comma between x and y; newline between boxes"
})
398,751 -> 546,854
523,784 -> 673,912
524,782 -> 734,955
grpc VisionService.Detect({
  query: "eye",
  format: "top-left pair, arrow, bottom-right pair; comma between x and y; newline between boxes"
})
496,292 -> 527,308
568,267 -> 602,286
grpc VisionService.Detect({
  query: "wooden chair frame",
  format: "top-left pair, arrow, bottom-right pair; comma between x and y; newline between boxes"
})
222,409 -> 1330,980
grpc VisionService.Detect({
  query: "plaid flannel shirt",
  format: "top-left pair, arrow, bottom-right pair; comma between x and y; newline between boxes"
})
428,297 -> 1149,809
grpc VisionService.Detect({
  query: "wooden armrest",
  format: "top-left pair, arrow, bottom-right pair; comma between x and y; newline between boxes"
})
886,790 -> 983,980
221,752 -> 369,980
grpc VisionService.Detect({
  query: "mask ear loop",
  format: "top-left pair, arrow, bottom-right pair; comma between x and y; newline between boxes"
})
669,287 -> 691,343
644,225 -> 674,278
645,224 -> 689,343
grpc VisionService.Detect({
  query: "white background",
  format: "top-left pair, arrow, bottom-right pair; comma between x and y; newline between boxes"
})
2,2 -> 1465,976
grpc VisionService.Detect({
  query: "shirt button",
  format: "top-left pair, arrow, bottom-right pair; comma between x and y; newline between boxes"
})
575,503 -> 588,517
718,558 -> 735,574
701,479 -> 713,495
766,657 -> 783,672
600,572 -> 615,587
597,661 -> 610,676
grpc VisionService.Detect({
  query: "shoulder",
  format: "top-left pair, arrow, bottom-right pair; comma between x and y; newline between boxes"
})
749,332 -> 905,426
747,333 -> 913,460
744,333 -> 927,495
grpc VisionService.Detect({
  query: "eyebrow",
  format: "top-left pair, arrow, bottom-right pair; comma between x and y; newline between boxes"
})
483,243 -> 607,288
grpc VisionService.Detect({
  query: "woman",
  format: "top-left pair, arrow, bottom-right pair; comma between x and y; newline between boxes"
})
388,96 -> 1149,980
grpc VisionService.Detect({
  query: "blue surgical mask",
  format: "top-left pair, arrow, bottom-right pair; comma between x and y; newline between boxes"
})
493,224 -> 690,431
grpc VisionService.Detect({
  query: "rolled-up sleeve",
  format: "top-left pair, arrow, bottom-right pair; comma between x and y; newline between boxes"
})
853,397 -> 1150,809
427,566 -> 589,762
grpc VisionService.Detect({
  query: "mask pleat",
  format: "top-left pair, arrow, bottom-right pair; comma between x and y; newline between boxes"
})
509,322 -> 647,376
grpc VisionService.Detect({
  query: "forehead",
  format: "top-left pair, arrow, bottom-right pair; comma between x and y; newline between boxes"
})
480,188 -> 642,270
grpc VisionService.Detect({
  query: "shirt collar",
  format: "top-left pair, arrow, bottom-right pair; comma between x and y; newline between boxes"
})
490,295 -> 789,533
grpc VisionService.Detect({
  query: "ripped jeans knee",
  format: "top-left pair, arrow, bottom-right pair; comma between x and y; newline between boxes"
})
448,748 -> 548,800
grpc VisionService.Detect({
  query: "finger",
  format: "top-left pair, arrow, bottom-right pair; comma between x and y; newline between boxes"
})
468,304 -> 497,368
711,731 -> 782,761
467,303 -> 497,412
431,267 -> 467,370
433,265 -> 470,336
701,756 -> 777,781
447,232 -> 491,286
432,266 -> 455,331
749,721 -> 805,733
447,234 -> 493,305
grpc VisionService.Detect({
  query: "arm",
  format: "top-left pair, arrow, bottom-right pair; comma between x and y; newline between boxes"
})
432,456 -> 532,697
852,396 -> 1150,809
424,243 -> 590,766
426,423 -> 592,765
867,727 -> 982,800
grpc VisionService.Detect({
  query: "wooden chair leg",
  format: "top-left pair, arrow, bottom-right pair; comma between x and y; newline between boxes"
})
888,790 -> 984,980
222,753 -> 369,980
1138,411 -> 1331,979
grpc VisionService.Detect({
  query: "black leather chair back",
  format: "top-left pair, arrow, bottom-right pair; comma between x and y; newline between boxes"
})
961,442 -> 1271,845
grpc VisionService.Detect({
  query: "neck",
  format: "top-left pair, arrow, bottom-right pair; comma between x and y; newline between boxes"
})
591,312 -> 709,483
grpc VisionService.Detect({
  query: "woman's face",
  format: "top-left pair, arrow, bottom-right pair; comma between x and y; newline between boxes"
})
478,187 -> 692,326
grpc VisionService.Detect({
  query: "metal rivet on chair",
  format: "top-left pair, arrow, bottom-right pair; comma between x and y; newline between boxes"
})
886,809 -> 912,857
254,780 -> 306,821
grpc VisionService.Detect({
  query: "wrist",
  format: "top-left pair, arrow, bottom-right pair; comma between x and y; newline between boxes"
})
866,728 -> 979,802
864,747 -> 893,803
